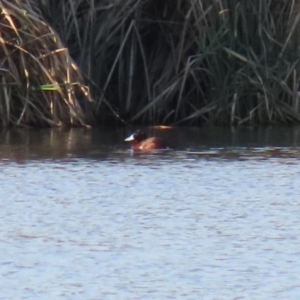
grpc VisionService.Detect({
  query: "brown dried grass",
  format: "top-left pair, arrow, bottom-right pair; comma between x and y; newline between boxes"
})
0,0 -> 93,127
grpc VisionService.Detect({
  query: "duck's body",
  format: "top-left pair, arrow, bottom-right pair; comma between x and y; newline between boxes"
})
125,130 -> 166,151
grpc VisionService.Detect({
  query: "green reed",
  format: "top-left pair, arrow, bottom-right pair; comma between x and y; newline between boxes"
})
11,0 -> 300,126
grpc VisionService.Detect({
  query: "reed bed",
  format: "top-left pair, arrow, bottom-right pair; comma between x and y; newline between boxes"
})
33,0 -> 300,125
0,0 -> 92,127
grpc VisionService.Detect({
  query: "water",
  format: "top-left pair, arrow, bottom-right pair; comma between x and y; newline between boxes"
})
1,127 -> 300,299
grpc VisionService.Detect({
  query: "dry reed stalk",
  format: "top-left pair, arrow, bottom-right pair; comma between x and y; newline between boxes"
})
0,0 -> 92,127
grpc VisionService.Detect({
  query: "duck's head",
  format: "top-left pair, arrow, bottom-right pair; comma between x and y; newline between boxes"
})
124,130 -> 147,143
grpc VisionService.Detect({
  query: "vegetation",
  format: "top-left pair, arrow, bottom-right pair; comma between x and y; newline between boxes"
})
0,0 -> 92,127
1,0 -> 300,126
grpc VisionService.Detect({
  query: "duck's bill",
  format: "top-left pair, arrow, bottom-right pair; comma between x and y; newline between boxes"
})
124,134 -> 134,142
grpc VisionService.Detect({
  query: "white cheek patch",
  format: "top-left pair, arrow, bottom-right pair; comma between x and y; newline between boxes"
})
125,134 -> 135,142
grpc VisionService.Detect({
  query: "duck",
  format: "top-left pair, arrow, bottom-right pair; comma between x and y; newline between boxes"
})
124,130 -> 166,151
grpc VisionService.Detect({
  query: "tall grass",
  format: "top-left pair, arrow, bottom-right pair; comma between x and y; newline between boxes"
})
0,0 -> 92,127
30,0 -> 300,125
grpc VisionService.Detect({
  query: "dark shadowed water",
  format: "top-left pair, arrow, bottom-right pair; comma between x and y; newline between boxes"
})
1,126 -> 300,299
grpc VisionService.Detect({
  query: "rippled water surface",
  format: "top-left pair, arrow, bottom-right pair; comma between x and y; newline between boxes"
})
1,127 -> 300,299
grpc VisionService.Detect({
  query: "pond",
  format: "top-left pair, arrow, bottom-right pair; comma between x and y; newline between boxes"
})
1,126 -> 300,299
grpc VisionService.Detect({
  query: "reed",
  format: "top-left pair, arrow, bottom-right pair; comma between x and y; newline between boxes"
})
0,0 -> 92,127
32,0 -> 300,125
